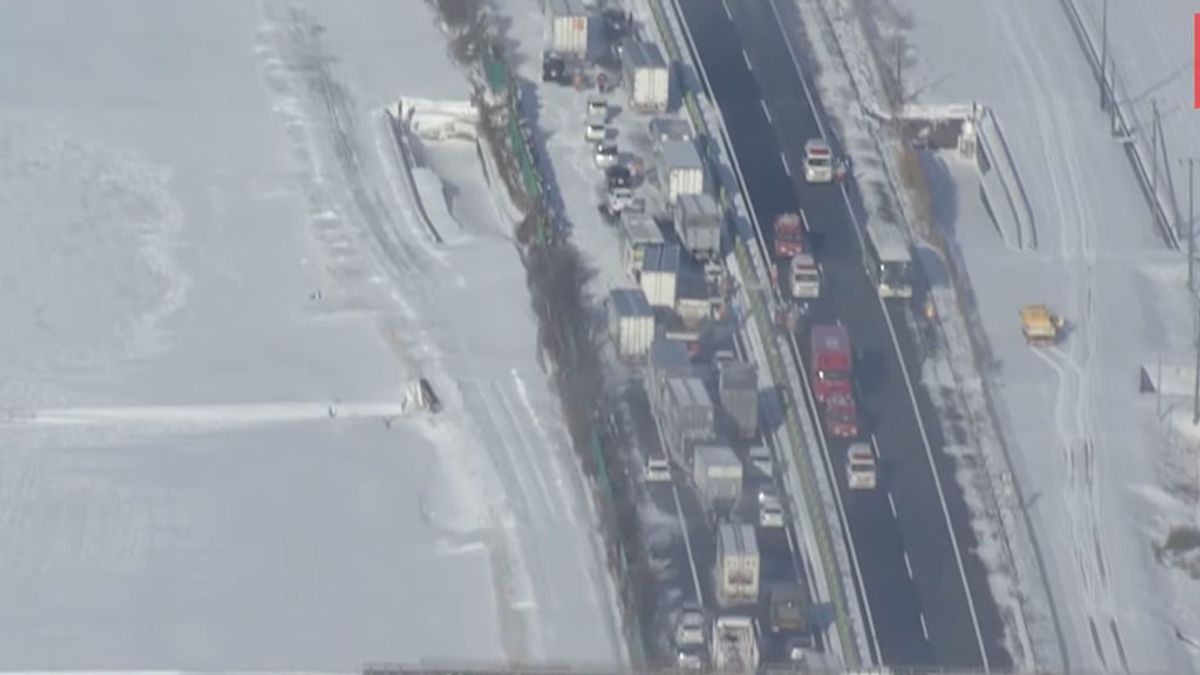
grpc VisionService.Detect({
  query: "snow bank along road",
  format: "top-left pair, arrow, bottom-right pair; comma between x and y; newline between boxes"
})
0,0 -> 621,667
674,0 -> 1010,669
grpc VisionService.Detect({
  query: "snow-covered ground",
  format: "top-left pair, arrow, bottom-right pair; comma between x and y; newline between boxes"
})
784,0 -> 1200,671
0,0 -> 621,668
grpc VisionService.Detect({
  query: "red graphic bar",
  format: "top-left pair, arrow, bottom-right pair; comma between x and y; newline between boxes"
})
1195,13 -> 1200,108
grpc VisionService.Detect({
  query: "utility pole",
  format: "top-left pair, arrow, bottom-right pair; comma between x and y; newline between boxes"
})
1189,158 -> 1196,290
1100,0 -> 1110,110
1193,300 -> 1199,424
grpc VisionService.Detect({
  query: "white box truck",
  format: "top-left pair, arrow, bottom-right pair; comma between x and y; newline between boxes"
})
545,0 -> 589,56
620,40 -> 671,113
716,523 -> 760,607
658,140 -> 706,203
692,444 -> 742,513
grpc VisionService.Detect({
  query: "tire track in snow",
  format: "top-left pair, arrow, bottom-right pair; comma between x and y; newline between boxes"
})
510,369 -> 580,527
490,378 -> 560,524
998,2 -> 1128,669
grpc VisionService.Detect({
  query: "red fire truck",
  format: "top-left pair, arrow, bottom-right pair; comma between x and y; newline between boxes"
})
810,323 -> 852,403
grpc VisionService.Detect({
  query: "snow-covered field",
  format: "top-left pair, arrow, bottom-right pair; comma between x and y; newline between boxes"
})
786,0 -> 1200,671
0,0 -> 621,668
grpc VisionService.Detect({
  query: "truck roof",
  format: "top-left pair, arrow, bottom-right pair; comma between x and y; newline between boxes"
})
804,138 -> 831,155
642,242 -> 682,274
865,220 -> 913,263
717,359 -> 756,390
621,39 -> 668,70
717,522 -> 759,557
694,443 -> 739,467
610,288 -> 653,318
660,140 -> 704,170
810,323 -> 850,354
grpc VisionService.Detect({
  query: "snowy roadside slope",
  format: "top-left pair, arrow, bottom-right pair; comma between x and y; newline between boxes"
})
855,0 -> 1200,672
0,0 -> 621,667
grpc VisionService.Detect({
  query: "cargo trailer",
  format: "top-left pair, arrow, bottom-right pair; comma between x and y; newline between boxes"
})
620,40 -> 671,113
608,288 -> 655,359
658,140 -> 706,203
673,193 -> 723,261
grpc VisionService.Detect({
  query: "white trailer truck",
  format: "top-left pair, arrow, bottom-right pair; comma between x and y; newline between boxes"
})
716,522 -> 760,607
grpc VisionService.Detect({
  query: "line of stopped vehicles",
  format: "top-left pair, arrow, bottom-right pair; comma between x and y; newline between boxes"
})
541,13 -> 892,671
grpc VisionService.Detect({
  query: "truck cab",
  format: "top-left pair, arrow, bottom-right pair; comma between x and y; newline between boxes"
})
846,442 -> 877,489
803,138 -> 834,183
769,586 -> 809,634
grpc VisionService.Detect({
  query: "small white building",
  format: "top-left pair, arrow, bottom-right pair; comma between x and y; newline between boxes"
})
620,40 -> 671,113
609,288 -> 655,359
639,242 -> 681,309
545,0 -> 590,57
619,211 -> 665,277
658,140 -> 706,203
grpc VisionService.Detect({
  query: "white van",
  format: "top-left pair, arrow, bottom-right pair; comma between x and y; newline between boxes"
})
803,138 -> 834,183
846,442 -> 877,489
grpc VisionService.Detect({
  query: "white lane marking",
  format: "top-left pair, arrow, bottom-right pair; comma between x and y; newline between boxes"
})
722,0 -> 732,20
871,432 -> 883,458
888,492 -> 899,518
761,98 -> 773,123
920,612 -> 931,641
903,550 -> 914,579
742,48 -> 753,72
781,152 -> 792,177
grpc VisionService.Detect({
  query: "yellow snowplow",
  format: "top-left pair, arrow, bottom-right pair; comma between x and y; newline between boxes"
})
1020,304 -> 1064,346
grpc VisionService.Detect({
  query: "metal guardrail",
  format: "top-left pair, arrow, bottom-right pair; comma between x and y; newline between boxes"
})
643,0 -> 861,667
1056,0 -> 1179,250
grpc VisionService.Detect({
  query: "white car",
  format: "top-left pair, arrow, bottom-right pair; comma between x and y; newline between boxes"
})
748,445 -> 773,478
757,483 -> 780,505
759,494 -> 785,528
645,455 -> 671,483
674,608 -> 706,647
584,115 -> 607,142
676,646 -> 706,670
586,96 -> 608,119
803,138 -> 834,183
594,141 -> 618,168
846,442 -> 877,490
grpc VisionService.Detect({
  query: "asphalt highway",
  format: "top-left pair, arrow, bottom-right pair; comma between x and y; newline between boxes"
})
671,0 -> 1012,668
